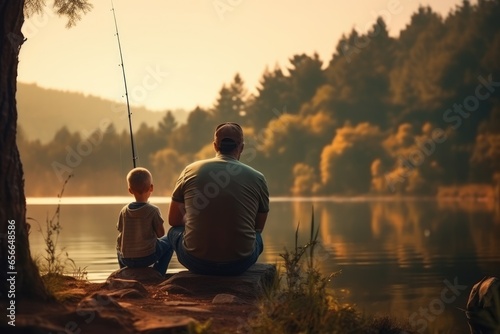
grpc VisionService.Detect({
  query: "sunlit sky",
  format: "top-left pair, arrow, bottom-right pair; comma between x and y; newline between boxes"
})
19,0 -> 468,112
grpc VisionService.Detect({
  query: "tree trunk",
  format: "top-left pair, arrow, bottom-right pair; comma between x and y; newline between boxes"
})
0,0 -> 50,300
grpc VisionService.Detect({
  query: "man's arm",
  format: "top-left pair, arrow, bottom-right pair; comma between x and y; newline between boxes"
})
168,200 -> 186,227
254,212 -> 268,232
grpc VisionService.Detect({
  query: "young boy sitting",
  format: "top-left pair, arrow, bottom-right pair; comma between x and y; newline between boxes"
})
116,167 -> 172,276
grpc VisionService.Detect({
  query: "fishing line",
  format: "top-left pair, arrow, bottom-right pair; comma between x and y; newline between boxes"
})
111,0 -> 138,168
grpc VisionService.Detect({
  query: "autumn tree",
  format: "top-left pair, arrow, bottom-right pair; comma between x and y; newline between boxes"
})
211,73 -> 248,125
150,148 -> 189,195
246,66 -> 288,130
388,7 -> 446,129
380,123 -> 447,194
319,123 -> 383,194
259,112 -> 335,194
134,122 -> 161,167
155,110 -> 178,148
283,53 -> 325,114
290,163 -> 321,196
470,133 -> 500,182
170,106 -> 213,155
326,18 -> 395,129
470,105 -> 500,182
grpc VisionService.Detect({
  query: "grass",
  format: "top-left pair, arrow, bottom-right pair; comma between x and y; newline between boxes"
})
246,207 -> 415,334
28,174 -> 88,294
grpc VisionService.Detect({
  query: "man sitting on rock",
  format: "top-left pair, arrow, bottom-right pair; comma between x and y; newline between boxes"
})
167,122 -> 269,276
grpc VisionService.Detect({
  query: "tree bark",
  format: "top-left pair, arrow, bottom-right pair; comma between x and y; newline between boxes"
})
0,0 -> 50,300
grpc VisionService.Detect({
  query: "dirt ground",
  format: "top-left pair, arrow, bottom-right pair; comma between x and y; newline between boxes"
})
6,277 -> 261,333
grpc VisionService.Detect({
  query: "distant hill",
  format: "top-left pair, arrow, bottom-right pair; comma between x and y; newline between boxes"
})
17,83 -> 189,143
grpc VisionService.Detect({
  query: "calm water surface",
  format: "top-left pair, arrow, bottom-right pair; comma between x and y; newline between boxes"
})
26,197 -> 500,333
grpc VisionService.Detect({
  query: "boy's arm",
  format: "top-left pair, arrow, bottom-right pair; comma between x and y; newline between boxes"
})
117,211 -> 123,231
155,224 -> 165,237
153,207 -> 166,237
168,200 -> 185,227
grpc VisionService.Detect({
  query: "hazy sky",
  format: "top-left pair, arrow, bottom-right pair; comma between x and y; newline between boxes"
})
18,0 -> 468,112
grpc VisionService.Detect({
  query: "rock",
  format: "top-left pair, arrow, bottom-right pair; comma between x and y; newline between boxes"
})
160,263 -> 276,300
117,301 -> 134,308
102,278 -> 149,299
108,267 -> 165,283
164,301 -> 199,306
159,283 -> 194,295
134,315 -> 197,334
10,287 -> 198,334
466,276 -> 500,333
77,292 -> 130,313
54,288 -> 88,302
176,306 -> 212,313
73,293 -> 135,332
104,278 -> 148,295
76,293 -> 197,333
212,293 -> 246,304
107,288 -> 147,299
15,308 -> 136,334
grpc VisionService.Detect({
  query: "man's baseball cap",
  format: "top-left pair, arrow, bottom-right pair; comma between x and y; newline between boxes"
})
214,122 -> 244,146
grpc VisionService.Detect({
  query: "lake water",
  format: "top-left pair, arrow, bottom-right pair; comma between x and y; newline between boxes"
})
26,197 -> 500,333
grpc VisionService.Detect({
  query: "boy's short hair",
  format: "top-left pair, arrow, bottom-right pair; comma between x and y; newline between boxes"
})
127,167 -> 152,193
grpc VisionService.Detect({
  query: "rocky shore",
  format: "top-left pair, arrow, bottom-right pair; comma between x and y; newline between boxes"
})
6,264 -> 276,333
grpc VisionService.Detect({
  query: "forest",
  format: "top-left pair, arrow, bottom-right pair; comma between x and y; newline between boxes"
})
18,0 -> 500,197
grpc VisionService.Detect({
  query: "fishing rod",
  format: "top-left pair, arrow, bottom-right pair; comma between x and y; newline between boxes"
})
111,1 -> 138,168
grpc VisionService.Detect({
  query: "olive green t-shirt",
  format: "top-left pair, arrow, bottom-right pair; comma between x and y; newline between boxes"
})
171,154 -> 269,262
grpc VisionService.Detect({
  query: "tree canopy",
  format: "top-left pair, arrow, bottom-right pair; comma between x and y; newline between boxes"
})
18,0 -> 500,197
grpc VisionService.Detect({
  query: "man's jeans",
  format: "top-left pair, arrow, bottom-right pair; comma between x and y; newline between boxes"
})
117,235 -> 173,276
167,226 -> 263,276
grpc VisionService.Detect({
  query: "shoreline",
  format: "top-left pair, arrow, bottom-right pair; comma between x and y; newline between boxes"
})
25,193 -> 499,206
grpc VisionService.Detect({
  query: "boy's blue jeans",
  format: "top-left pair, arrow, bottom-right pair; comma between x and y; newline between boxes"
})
166,226 -> 263,276
117,235 -> 173,276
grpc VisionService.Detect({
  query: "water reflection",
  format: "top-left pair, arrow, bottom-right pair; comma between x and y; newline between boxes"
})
27,198 -> 499,333
310,200 -> 498,333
